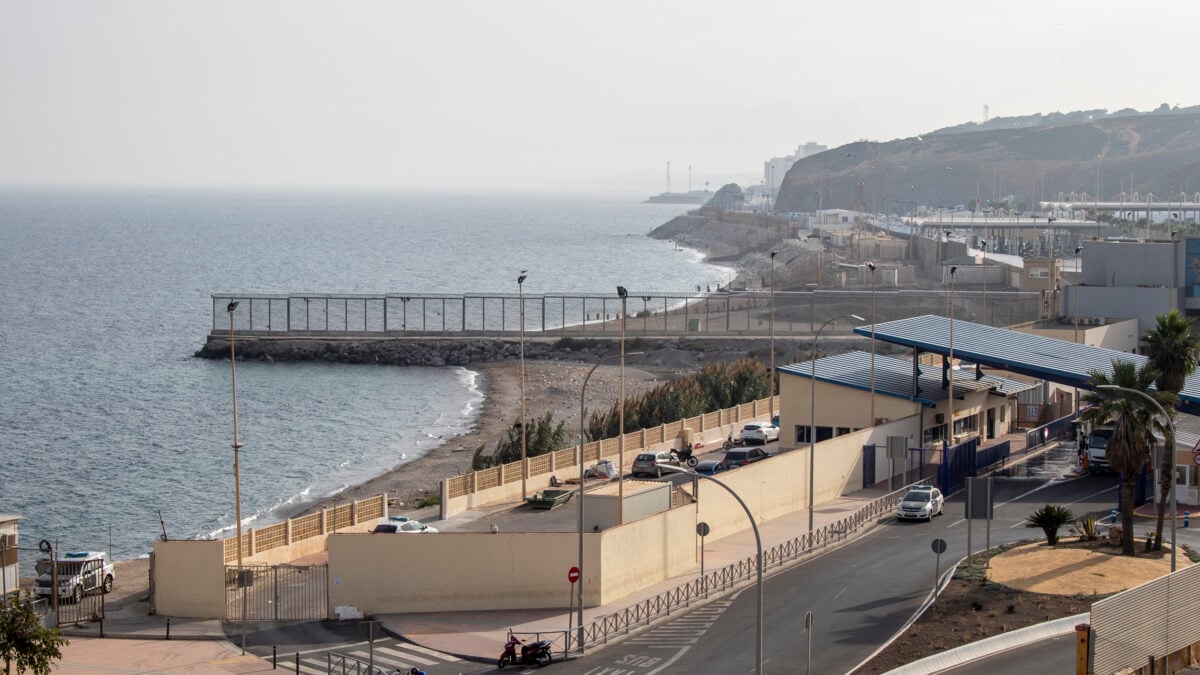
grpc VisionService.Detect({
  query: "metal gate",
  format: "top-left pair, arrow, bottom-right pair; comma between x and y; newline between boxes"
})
225,564 -> 327,621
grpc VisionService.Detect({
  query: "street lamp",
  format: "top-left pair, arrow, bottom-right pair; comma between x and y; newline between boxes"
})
661,464 -> 764,675
948,266 -> 958,448
1097,385 -> 1177,572
226,300 -> 247,652
576,350 -> 643,652
1072,246 -> 1083,343
809,313 -> 865,532
518,272 -> 528,501
617,286 -> 628,524
769,252 -> 778,421
807,282 -> 818,332
979,240 -> 988,326
867,262 -> 877,427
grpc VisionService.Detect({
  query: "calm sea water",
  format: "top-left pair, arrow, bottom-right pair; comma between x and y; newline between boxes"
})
0,189 -> 727,564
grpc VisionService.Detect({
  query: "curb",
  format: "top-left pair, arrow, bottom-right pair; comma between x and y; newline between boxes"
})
880,612 -> 1088,674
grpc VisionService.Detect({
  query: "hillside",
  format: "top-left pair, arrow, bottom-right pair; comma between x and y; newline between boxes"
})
774,110 -> 1200,213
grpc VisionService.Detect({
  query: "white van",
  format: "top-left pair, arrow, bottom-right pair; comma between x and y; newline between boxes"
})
34,551 -> 114,603
1086,427 -> 1114,473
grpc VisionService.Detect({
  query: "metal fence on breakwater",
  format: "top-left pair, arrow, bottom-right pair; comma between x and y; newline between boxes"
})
210,289 -> 1041,339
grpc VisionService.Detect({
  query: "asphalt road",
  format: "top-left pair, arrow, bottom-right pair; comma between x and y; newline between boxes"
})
567,469 -> 1124,675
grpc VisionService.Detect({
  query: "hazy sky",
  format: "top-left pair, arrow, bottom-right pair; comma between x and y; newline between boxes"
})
2,1 -> 1194,192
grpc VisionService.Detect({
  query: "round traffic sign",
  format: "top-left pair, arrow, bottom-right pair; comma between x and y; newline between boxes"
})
696,522 -> 711,537
931,538 -> 947,554
1193,454 -> 1200,466
568,566 -> 580,583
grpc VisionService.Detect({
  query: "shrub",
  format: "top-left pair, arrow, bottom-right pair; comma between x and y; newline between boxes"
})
1025,504 -> 1075,546
1071,514 -> 1100,541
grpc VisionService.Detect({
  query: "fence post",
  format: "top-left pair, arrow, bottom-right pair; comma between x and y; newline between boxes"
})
350,501 -> 357,525
285,519 -> 292,547
320,509 -> 327,535
248,528 -> 257,557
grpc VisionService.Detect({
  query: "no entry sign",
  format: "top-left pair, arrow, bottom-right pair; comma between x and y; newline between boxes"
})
568,566 -> 580,584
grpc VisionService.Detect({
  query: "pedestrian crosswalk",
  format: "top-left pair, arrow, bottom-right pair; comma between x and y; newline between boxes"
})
273,638 -> 461,674
624,599 -> 732,647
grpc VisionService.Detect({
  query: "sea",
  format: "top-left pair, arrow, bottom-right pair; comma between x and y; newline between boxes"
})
0,188 -> 730,567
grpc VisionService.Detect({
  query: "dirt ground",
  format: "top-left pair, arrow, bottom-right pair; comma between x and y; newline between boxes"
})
858,537 -> 1192,673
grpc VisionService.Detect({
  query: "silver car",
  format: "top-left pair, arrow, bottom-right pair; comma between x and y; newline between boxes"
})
631,451 -> 679,478
895,486 -> 944,521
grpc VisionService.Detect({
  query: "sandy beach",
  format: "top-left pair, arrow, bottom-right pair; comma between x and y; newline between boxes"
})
292,359 -> 669,516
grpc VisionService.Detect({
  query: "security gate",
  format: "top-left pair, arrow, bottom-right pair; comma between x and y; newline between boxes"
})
225,564 -> 327,621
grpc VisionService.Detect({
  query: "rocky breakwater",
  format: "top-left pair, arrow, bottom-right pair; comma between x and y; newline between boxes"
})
194,335 -> 624,367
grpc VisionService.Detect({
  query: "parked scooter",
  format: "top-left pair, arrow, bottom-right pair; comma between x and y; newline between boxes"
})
670,444 -> 700,467
722,434 -> 746,450
498,632 -> 552,668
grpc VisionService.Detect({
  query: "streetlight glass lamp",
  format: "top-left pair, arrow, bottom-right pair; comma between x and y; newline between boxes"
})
808,313 -> 864,533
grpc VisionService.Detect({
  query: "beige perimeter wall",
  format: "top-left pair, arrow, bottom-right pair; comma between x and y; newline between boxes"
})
152,539 -> 225,618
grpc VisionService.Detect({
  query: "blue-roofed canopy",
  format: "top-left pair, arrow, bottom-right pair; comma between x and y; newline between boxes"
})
852,315 -> 1200,415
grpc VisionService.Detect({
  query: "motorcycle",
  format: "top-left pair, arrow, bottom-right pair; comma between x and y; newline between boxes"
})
722,434 -> 746,450
498,632 -> 552,669
670,444 -> 700,468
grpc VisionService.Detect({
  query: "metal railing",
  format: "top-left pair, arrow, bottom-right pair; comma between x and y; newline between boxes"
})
508,629 -> 571,661
326,651 -> 388,675
573,483 -> 915,652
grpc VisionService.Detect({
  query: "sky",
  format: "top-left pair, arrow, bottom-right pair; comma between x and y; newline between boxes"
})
1,0 -> 1196,193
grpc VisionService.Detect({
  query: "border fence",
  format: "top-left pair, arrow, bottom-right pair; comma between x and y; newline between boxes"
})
211,289 -> 1041,338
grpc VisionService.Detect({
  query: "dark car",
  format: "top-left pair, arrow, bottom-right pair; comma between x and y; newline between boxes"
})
695,459 -> 728,476
722,447 -> 769,468
631,451 -> 679,478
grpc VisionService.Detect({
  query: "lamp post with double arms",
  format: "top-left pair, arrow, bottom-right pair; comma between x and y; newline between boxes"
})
518,271 -> 528,501
1097,385 -> 1178,572
226,300 -> 247,652
661,464 -> 763,675
1072,246 -> 1083,343
576,350 -> 642,652
809,313 -> 864,532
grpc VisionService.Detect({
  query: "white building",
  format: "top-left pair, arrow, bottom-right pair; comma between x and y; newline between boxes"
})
764,142 -> 827,193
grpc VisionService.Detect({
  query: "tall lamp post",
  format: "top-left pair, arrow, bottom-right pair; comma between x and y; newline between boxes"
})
867,262 -> 877,427
661,465 -> 764,675
948,266 -> 958,446
1097,385 -> 1178,572
978,240 -> 988,326
518,272 -> 528,501
769,252 -> 778,420
576,350 -> 643,652
226,300 -> 247,652
809,313 -> 864,532
617,286 -> 628,524
1072,246 -> 1083,343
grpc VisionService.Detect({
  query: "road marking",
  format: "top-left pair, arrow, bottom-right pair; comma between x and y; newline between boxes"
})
1009,484 -> 1119,528
375,645 -> 437,666
644,646 -> 691,675
834,586 -> 847,599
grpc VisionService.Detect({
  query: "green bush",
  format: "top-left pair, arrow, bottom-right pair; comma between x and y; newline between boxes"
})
1025,504 -> 1076,546
1071,514 -> 1100,541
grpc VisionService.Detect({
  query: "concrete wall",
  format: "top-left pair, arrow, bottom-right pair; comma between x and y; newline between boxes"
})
1,518 -> 18,597
151,540 -> 225,618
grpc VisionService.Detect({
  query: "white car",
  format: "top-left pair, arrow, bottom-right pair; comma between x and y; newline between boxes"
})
739,422 -> 780,445
895,486 -> 944,521
373,517 -> 438,534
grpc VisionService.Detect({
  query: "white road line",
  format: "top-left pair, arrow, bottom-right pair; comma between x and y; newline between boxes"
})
834,586 -> 847,599
645,646 -> 692,675
293,639 -> 371,656
375,645 -> 437,666
393,641 -> 462,662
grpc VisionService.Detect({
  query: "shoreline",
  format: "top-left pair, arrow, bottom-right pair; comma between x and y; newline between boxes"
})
283,359 -> 669,520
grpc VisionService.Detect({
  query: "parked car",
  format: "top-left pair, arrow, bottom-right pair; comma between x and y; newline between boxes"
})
34,551 -> 114,603
632,451 -> 680,478
695,459 -> 728,476
373,517 -> 438,533
739,422 -> 780,445
895,486 -> 944,521
722,447 -> 769,468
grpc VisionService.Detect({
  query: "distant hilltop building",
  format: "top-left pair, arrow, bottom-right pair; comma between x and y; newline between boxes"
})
765,142 -> 827,192
707,183 -> 745,211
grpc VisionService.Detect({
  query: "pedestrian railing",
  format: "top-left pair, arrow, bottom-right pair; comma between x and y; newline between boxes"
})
508,629 -> 571,661
573,483 -> 914,652
326,651 -> 388,675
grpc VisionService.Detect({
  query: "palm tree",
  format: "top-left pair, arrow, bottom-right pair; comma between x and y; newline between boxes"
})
1081,360 -> 1174,555
1143,309 -> 1200,550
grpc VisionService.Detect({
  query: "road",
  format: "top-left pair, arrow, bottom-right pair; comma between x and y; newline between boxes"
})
568,469 -> 1123,675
